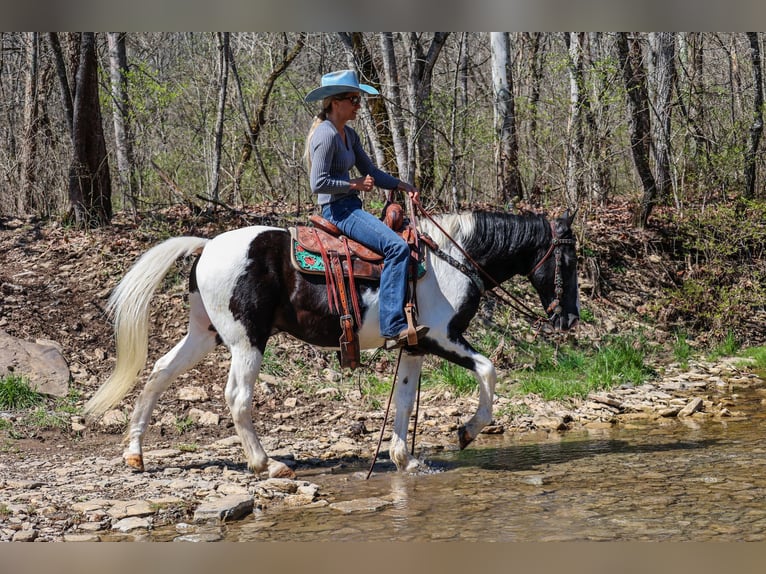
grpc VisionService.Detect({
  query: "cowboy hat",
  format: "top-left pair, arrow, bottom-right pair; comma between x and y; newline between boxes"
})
304,70 -> 379,102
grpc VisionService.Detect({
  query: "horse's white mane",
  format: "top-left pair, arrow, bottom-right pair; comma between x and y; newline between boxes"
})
421,212 -> 475,246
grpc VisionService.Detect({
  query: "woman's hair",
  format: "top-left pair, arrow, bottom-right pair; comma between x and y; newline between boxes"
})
303,96 -> 334,170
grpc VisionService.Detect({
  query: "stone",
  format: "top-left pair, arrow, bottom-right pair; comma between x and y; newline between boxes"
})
107,500 -> 155,519
0,330 -> 70,397
178,386 -> 209,402
12,528 -> 38,542
188,408 -> 220,426
100,409 -> 128,428
112,516 -> 151,532
63,533 -> 102,542
678,397 -> 704,417
329,497 -> 393,514
193,495 -> 254,522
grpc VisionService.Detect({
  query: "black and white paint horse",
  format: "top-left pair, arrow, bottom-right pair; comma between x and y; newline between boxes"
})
85,209 -> 580,478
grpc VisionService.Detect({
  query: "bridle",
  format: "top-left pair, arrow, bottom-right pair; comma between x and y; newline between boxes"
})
527,221 -> 577,320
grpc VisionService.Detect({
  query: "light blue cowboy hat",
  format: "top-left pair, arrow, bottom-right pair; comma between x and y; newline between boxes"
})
304,70 -> 379,102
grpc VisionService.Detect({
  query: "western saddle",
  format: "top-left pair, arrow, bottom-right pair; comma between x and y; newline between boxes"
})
289,203 -> 431,369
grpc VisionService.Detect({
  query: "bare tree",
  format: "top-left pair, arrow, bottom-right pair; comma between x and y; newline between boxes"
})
67,32 -> 112,227
107,32 -> 138,212
338,32 -> 393,171
378,32 -> 409,179
232,33 -> 305,201
404,32 -> 449,193
20,32 -> 40,213
523,32 -> 545,200
210,32 -> 229,203
745,32 -> 763,199
565,32 -> 586,208
649,32 -> 676,202
490,32 -> 523,203
617,33 -> 657,227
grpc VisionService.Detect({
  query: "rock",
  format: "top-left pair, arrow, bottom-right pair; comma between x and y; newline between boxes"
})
329,497 -> 393,514
678,397 -> 704,417
12,528 -> 38,542
63,533 -> 102,542
178,386 -> 209,402
112,516 -> 151,532
193,495 -> 254,522
100,409 -> 128,428
188,408 -> 220,426
107,500 -> 155,519
175,532 -> 224,542
0,330 -> 69,397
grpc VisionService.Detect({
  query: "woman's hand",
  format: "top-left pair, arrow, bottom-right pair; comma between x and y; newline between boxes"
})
398,181 -> 420,202
351,175 -> 375,192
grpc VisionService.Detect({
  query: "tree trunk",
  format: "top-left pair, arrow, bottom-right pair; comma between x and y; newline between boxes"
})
20,32 -> 40,214
378,32 -> 409,179
338,32 -> 393,171
210,32 -> 229,203
68,32 -> 112,227
490,32 -> 523,203
47,32 -> 74,142
107,32 -> 139,213
404,32 -> 449,193
525,32 -> 544,200
448,32 -> 469,210
745,32 -> 763,199
565,32 -> 586,208
617,33 -> 657,227
649,32 -> 676,200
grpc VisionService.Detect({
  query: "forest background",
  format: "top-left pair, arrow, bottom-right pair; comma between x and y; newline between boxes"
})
1,31 -> 766,349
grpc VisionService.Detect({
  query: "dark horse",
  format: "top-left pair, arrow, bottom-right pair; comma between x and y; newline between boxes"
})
85,209 -> 579,477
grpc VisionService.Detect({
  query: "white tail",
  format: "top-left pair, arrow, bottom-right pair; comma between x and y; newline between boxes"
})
84,236 -> 209,418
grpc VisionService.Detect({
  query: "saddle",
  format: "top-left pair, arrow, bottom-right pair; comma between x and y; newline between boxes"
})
288,203 -> 432,370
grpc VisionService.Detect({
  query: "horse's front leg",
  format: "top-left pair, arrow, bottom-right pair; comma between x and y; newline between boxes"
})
457,353 -> 497,449
389,353 -> 425,472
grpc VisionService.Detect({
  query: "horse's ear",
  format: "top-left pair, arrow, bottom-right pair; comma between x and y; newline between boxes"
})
559,207 -> 577,229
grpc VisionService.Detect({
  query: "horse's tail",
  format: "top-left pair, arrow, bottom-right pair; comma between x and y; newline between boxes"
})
84,236 -> 209,419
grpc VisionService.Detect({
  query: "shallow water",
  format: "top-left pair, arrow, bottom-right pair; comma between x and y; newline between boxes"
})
163,386 -> 766,542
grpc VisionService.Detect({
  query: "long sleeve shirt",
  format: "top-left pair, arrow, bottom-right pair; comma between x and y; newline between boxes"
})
308,120 -> 400,206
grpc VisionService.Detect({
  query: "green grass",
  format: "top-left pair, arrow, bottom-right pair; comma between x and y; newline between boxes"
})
505,334 -> 655,401
708,331 -> 741,361
422,360 -> 477,396
0,374 -> 44,410
672,331 -> 693,368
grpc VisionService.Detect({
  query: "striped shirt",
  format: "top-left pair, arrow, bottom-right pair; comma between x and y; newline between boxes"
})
308,120 -> 400,206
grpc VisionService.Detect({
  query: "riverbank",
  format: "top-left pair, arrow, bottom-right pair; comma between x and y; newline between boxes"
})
1,353 -> 762,542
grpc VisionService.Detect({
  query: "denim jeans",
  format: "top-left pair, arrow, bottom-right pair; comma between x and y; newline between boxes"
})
322,195 -> 410,338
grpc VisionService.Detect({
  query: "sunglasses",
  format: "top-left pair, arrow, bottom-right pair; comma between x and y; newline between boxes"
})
335,95 -> 362,105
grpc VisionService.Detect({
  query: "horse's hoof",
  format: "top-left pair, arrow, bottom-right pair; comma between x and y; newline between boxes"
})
457,425 -> 473,450
124,453 -> 145,472
267,460 -> 296,479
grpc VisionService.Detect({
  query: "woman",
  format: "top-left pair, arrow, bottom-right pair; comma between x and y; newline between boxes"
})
304,69 -> 428,349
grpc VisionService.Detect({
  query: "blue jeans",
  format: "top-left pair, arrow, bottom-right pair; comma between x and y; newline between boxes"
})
322,196 -> 410,338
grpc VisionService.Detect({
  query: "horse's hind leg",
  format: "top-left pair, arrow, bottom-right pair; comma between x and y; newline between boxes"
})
389,353 -> 425,472
225,344 -> 295,479
124,292 -> 217,470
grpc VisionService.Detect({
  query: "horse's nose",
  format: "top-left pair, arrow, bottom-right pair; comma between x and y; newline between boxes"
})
566,313 -> 579,330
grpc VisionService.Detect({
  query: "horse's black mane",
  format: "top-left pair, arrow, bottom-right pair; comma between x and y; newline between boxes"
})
462,210 -> 551,262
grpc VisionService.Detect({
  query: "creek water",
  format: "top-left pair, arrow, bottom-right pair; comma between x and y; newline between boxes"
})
160,384 -> 766,542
